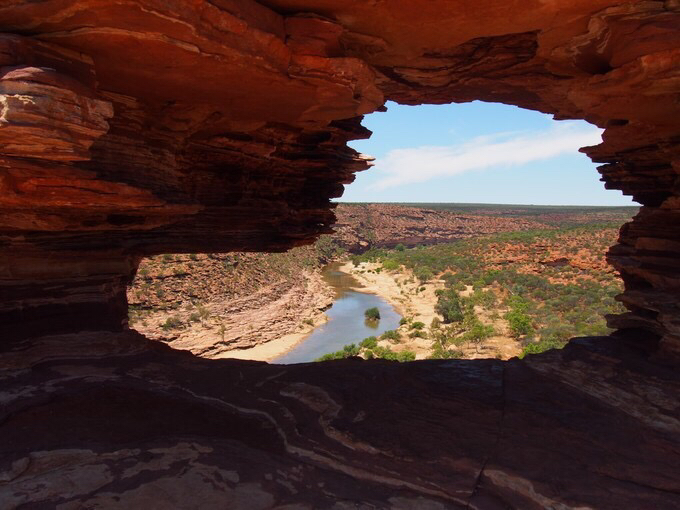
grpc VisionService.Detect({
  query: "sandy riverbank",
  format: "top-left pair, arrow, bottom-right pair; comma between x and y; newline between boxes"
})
338,261 -> 444,359
339,261 -> 442,324
339,261 -> 522,360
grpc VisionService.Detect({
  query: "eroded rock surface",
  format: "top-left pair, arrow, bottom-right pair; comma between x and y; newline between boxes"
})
1,1 -> 679,507
1,332 -> 678,509
0,1 -> 678,350
0,1 -> 678,351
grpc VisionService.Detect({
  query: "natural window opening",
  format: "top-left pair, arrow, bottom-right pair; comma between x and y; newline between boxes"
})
127,102 -> 637,363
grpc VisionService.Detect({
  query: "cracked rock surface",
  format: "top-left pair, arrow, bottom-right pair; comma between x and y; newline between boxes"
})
1,333 -> 678,509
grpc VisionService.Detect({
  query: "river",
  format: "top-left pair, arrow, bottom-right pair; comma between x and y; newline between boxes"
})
273,262 -> 402,364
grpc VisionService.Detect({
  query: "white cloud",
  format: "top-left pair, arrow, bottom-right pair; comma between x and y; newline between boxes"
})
368,122 -> 603,190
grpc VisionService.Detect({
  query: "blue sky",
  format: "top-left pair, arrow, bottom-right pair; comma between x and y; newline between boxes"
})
342,101 -> 635,206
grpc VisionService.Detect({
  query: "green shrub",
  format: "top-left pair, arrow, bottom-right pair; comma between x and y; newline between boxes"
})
360,336 -> 378,349
343,343 -> 360,356
435,288 -> 464,323
410,321 -> 425,330
505,300 -> 534,338
364,307 -> 381,320
161,316 -> 183,331
414,266 -> 434,283
316,342 -> 414,363
428,345 -> 463,359
395,243 -> 406,251
380,330 -> 401,342
470,289 -> 497,308
519,337 -> 564,358
382,259 -> 400,271
396,350 -> 416,362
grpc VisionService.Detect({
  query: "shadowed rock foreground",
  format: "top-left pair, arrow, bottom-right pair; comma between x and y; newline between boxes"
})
2,333 -> 678,509
1,1 -> 679,507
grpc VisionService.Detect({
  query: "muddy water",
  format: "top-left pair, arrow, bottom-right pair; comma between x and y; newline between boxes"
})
273,262 -> 401,364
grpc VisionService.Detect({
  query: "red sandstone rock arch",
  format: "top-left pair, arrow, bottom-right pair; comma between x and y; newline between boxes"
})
1,1 -> 678,356
0,3 -> 679,507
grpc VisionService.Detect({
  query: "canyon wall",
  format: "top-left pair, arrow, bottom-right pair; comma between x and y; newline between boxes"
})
1,1 -> 679,508
0,1 -> 678,354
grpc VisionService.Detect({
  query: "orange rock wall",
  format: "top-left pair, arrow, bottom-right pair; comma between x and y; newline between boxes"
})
0,2 -> 679,353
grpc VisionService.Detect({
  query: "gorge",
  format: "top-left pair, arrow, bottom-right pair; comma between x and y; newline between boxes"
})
1,1 -> 679,508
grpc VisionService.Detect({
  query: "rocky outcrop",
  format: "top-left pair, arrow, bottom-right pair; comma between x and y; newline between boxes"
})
1,1 -> 679,507
130,259 -> 334,357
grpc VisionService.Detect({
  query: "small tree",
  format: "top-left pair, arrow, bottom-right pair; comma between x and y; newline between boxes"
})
380,330 -> 401,342
435,288 -> 464,324
505,298 -> 534,338
364,307 -> 381,321
506,311 -> 533,338
461,321 -> 495,352
415,266 -> 434,283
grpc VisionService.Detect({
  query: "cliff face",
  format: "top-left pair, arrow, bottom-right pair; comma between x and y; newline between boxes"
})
1,1 -> 678,352
1,1 -> 679,508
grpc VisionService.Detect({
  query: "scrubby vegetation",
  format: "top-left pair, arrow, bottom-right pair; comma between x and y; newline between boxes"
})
132,203 -> 632,363
347,223 -> 626,359
315,336 -> 416,362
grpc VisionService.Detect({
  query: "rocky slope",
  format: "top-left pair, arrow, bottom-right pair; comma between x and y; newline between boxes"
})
1,1 -> 679,508
128,247 -> 334,357
332,203 -> 553,251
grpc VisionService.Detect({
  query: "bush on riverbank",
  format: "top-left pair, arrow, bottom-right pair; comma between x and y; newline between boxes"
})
316,337 -> 415,362
364,307 -> 381,320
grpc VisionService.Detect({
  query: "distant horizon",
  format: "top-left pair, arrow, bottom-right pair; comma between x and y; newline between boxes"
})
343,101 -> 636,207
335,200 -> 638,208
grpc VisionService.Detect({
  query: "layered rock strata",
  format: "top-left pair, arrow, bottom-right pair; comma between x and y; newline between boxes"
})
0,1 -> 678,351
0,1 -> 679,507
1,333 -> 678,508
